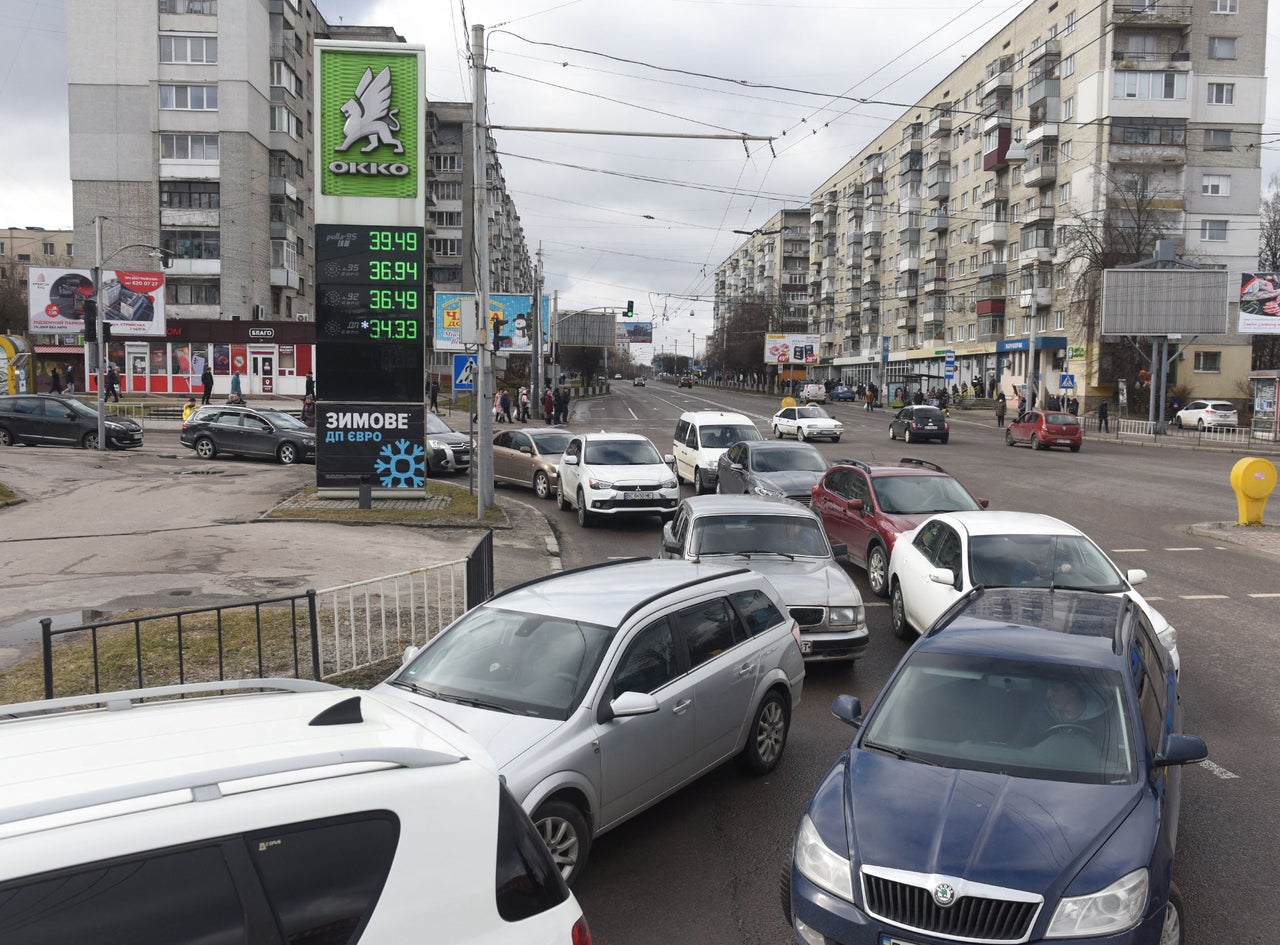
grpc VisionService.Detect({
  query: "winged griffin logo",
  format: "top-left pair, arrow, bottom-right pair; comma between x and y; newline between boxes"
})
336,66 -> 404,154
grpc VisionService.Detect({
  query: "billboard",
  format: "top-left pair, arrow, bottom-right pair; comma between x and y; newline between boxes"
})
1099,268 -> 1229,336
622,321 -> 653,344
433,293 -> 550,353
764,333 -> 820,365
1240,273 -> 1280,334
27,267 -> 166,336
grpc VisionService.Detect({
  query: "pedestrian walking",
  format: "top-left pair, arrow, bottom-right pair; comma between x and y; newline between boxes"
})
493,391 -> 504,423
105,365 -> 121,403
519,387 -> 531,422
1067,396 -> 1079,416
65,364 -> 76,394
201,365 -> 214,405
49,367 -> 61,394
543,388 -> 554,424
429,379 -> 439,412
554,386 -> 569,424
230,372 -> 242,400
499,389 -> 512,424
304,371 -> 315,400
300,396 -> 316,426
864,389 -> 874,412
1098,400 -> 1109,433
995,391 -> 1007,427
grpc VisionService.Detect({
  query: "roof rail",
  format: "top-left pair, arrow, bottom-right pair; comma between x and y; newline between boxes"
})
620,566 -> 753,627
0,746 -> 463,829
831,458 -> 871,472
899,457 -> 946,473
0,678 -> 337,722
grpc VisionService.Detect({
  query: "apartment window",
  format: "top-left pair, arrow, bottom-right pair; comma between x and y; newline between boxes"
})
0,242 -> 5,256
270,105 -> 301,138
1063,10 -> 1076,34
1204,129 -> 1232,151
1194,351 -> 1222,373
1207,83 -> 1234,105
1060,54 -> 1075,78
1056,268 -> 1069,289
1061,96 -> 1074,123
165,281 -> 220,304
1113,71 -> 1187,100
430,210 -> 463,228
968,323 -> 976,341
271,61 -> 302,95
1110,118 -> 1186,146
42,241 -> 54,255
1199,220 -> 1228,242
160,180 -> 220,208
161,229 -> 221,259
159,84 -> 218,110
1202,174 -> 1230,197
432,154 -> 462,173
1208,37 -> 1237,59
1014,89 -> 1024,109
961,158 -> 970,177
159,0 -> 217,11
160,35 -> 217,63
432,180 -> 463,201
431,238 -> 462,257
1209,0 -> 1236,11
1058,182 -> 1071,204
1060,139 -> 1072,160
1053,310 -> 1065,331
160,133 -> 218,160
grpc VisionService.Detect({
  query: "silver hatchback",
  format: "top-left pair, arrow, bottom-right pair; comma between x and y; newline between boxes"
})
376,559 -> 805,885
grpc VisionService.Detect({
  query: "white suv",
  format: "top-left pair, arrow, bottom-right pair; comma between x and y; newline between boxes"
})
672,410 -> 762,494
557,431 -> 679,527
0,679 -> 589,944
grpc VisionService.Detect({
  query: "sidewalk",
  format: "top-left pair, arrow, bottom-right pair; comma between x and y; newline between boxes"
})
1186,521 -> 1280,560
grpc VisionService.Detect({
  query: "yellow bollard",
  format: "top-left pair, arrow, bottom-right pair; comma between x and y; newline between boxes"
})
1229,457 -> 1277,525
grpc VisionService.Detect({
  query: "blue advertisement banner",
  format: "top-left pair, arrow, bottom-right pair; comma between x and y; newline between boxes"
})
433,293 -> 550,352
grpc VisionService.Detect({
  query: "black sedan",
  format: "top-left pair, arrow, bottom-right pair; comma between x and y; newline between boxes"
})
714,440 -> 829,504
180,404 -> 315,464
0,394 -> 143,450
888,404 -> 950,444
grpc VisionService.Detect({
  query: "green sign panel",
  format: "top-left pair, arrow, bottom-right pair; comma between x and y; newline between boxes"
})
319,49 -> 419,198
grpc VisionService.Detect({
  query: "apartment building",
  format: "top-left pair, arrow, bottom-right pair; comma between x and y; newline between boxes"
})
721,0 -> 1264,404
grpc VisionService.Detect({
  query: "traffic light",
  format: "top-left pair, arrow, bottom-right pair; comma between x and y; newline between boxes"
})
83,316 -> 97,342
492,317 -> 506,351
624,300 -> 634,318
102,322 -> 113,342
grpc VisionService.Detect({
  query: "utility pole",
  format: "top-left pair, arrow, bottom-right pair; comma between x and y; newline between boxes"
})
531,244 -> 542,399
472,23 -> 494,517
93,215 -> 107,451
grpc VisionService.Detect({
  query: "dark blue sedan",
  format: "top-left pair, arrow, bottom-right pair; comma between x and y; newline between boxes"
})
786,587 -> 1205,945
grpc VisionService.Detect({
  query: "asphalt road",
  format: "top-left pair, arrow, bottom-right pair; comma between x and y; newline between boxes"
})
552,382 -> 1275,945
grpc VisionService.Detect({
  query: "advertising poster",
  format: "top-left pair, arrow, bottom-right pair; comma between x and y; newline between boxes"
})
622,321 -> 654,344
763,333 -> 821,365
316,402 -> 425,490
27,267 -> 167,336
1240,273 -> 1280,334
212,343 -> 231,374
433,293 -> 550,352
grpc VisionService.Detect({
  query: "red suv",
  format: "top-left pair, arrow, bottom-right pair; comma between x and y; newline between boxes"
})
1005,408 -> 1082,452
810,458 -> 988,598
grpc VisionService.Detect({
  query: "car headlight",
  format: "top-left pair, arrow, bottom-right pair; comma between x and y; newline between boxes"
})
660,478 -> 678,490
832,423 -> 843,431
106,421 -> 125,431
828,605 -> 864,628
794,814 -> 854,902
753,484 -> 785,498
1046,868 -> 1147,938
427,438 -> 450,450
587,477 -> 615,490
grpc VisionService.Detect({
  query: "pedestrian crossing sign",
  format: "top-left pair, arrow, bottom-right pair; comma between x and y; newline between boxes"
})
453,353 -> 477,391
1059,373 -> 1076,390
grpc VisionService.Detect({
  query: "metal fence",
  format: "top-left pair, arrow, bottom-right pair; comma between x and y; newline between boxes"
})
39,529 -> 495,698
1078,416 -> 1280,453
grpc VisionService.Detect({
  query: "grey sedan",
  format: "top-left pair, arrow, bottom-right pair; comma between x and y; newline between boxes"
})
715,440 -> 829,504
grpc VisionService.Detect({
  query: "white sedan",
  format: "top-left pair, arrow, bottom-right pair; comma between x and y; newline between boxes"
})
887,510 -> 1180,672
771,405 -> 842,443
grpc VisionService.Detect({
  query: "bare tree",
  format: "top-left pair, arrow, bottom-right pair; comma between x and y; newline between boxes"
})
1254,172 -> 1280,369
708,297 -> 787,378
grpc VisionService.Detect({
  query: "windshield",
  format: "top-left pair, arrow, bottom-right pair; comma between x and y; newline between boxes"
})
426,413 -> 458,436
700,424 -> 761,449
258,410 -> 310,430
532,432 -> 572,454
584,439 -> 663,465
862,651 -> 1134,784
750,447 -> 827,473
692,513 -> 829,557
873,475 -> 982,515
396,606 -> 613,720
968,534 -> 1127,591
795,406 -> 831,420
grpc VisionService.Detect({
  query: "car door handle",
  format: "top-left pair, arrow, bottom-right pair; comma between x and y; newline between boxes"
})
671,698 -> 692,715
736,663 -> 754,677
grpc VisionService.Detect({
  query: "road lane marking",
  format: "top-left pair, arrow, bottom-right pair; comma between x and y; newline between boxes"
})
1199,759 -> 1240,780
1249,593 -> 1280,598
1111,548 -> 1147,553
1179,594 -> 1228,600
1164,547 -> 1203,552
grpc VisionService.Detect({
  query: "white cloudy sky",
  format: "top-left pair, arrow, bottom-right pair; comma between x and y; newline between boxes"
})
2,0 -> 1278,359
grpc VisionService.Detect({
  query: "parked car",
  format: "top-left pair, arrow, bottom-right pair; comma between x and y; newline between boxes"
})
556,431 -> 679,527
493,427 -> 571,499
786,586 -> 1205,945
181,403 -> 315,464
673,410 -> 762,494
715,440 -> 828,504
633,376 -> 646,387
886,510 -> 1181,672
1006,408 -> 1083,452
0,393 -> 143,450
810,458 -> 988,598
377,558 -> 806,885
0,679 -> 589,945
426,411 -> 473,474
772,404 -> 843,442
828,386 -> 859,402
888,404 -> 950,444
798,383 -> 828,404
1173,399 -> 1238,430
660,495 -> 867,662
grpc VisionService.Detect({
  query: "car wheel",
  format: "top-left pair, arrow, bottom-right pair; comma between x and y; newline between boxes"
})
0,427 -> 12,447
1069,444 -> 1081,453
556,485 -> 570,511
890,581 -> 913,640
1005,430 -> 1015,447
739,689 -> 789,774
694,468 -> 708,494
533,800 -> 591,887
888,425 -> 896,440
867,543 -> 890,598
773,425 -> 784,439
277,442 -> 298,465
798,428 -> 808,442
904,428 -> 914,443
1175,417 -> 1183,429
940,433 -> 950,444
534,470 -> 551,500
81,431 -> 99,450
831,435 -> 840,443
1159,883 -> 1185,945
576,489 -> 592,528
1031,434 -> 1043,450
1196,419 -> 1205,431
195,437 -> 218,460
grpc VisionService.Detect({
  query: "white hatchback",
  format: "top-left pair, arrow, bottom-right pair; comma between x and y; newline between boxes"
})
557,431 -> 679,527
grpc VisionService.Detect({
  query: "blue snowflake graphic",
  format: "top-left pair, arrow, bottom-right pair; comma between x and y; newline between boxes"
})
374,439 -> 425,489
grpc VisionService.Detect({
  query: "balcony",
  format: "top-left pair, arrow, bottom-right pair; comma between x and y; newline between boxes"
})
1019,287 -> 1054,308
270,266 -> 301,289
978,262 -> 1007,281
1111,48 -> 1193,69
981,67 -> 1013,98
1024,156 -> 1058,187
896,311 -> 918,329
810,205 -> 825,226
924,243 -> 948,264
925,209 -> 949,233
1108,2 -> 1192,29
979,221 -> 1009,245
1110,142 -> 1186,165
898,251 -> 921,273
1028,77 -> 1060,107
927,113 -> 952,139
922,295 -> 948,318
923,273 -> 948,295
983,108 -> 1012,135
1026,123 -> 1060,147
897,278 -> 919,301
982,185 -> 1010,205
864,236 -> 883,260
1021,246 -> 1054,265
862,317 -> 881,336
898,194 -> 923,216
977,315 -> 1005,342
848,192 -> 865,212
976,298 -> 1006,317
1029,39 -> 1062,67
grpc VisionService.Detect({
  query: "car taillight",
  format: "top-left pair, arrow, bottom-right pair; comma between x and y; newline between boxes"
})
573,915 -> 592,945
790,620 -> 803,650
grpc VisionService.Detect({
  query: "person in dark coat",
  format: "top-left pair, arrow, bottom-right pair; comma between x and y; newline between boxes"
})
543,388 -> 554,424
105,365 -> 121,403
49,367 -> 61,394
1097,400 -> 1109,432
499,389 -> 512,424
304,371 -> 315,400
200,365 -> 215,405
429,379 -> 439,412
995,391 -> 1007,427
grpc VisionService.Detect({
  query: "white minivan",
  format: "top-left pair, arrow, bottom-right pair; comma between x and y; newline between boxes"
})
672,410 -> 763,494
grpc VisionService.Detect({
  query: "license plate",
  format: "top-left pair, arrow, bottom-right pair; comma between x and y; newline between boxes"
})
799,640 -> 812,653
626,491 -> 658,500
1057,438 -> 1073,444
880,936 -> 924,945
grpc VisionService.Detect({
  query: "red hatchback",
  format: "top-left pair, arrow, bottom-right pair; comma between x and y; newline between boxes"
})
1006,408 -> 1083,452
810,458 -> 988,598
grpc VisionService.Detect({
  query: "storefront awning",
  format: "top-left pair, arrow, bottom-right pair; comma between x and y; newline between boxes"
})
33,345 -> 86,355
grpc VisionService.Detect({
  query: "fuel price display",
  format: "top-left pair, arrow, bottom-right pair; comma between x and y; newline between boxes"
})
316,224 -> 425,346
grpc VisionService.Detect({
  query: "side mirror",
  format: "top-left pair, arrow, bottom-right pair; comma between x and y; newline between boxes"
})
663,453 -> 676,465
520,446 -> 532,455
400,645 -> 421,666
927,567 -> 956,587
730,462 -> 744,471
831,694 -> 863,728
977,498 -> 990,509
1154,733 -> 1208,767
564,455 -> 580,466
1126,568 -> 1148,586
847,498 -> 865,513
600,690 -> 660,724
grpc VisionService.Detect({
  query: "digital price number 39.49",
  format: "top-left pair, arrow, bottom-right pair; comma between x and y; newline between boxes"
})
316,224 -> 425,345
